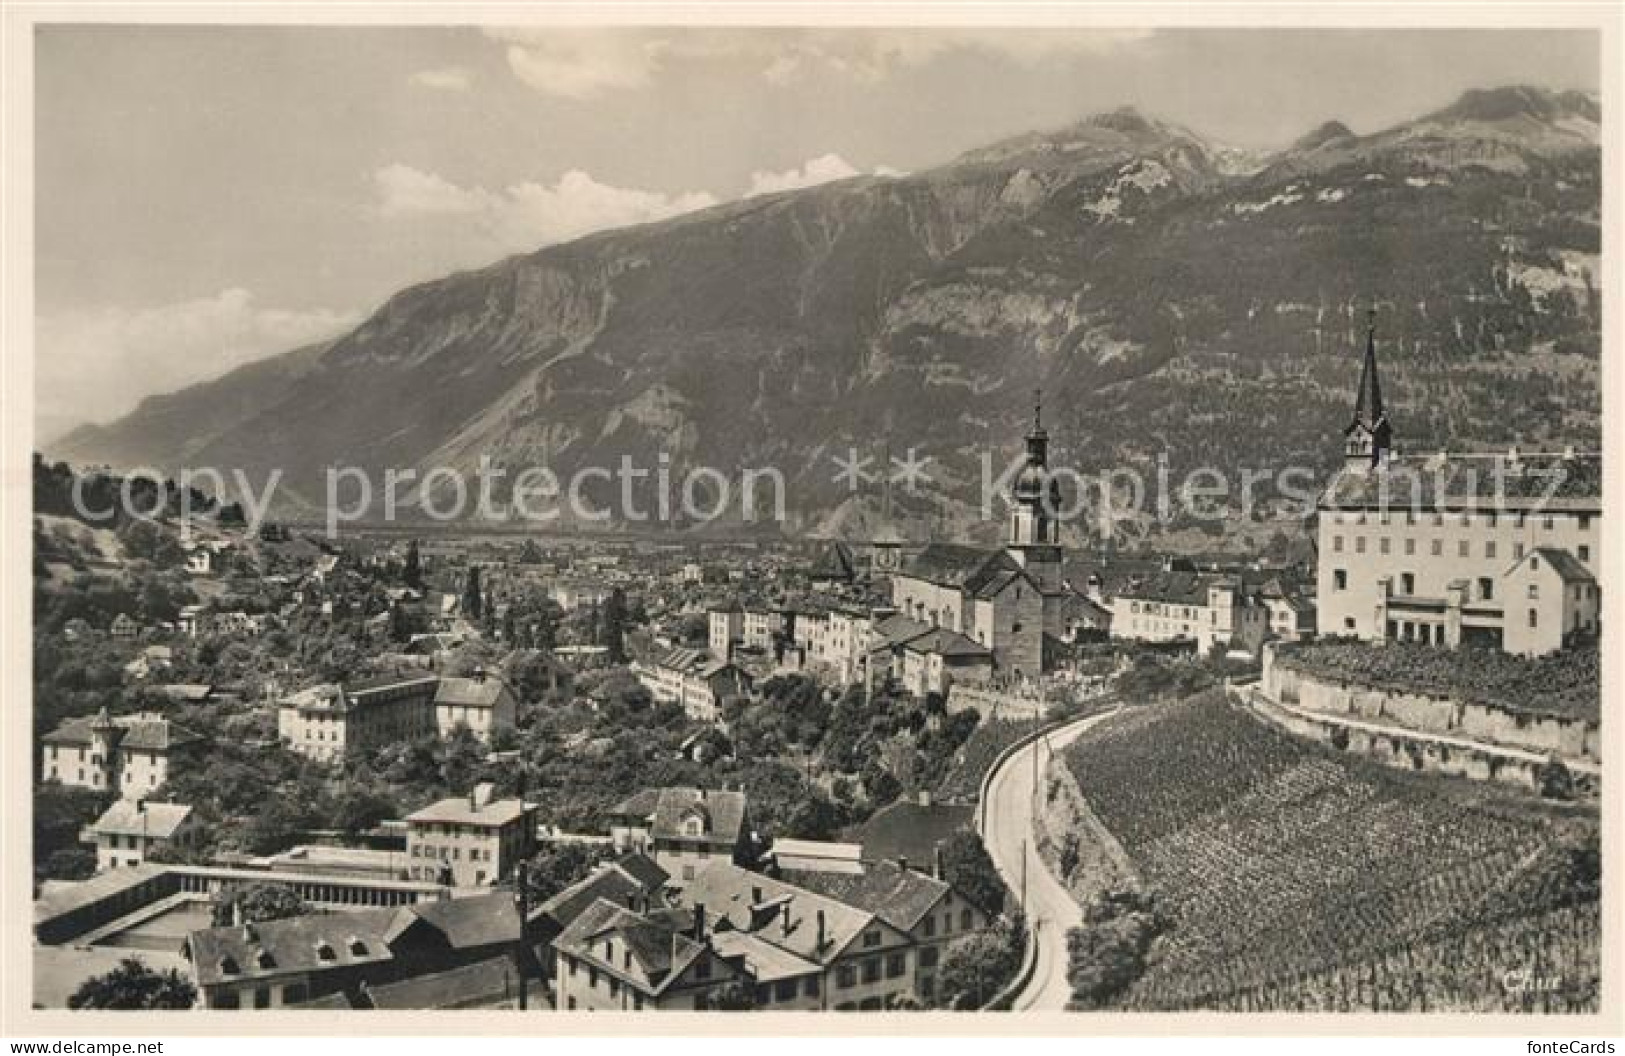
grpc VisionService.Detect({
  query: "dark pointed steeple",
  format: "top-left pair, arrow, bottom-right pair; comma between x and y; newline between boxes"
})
1343,307 -> 1392,470
1352,309 -> 1384,426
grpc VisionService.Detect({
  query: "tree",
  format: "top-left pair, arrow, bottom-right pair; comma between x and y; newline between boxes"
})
937,828 -> 1007,917
1064,890 -> 1164,1009
389,602 -> 414,644
330,786 -> 398,838
403,539 -> 422,589
699,982 -> 758,1010
523,843 -> 616,903
43,848 -> 98,882
34,781 -> 110,883
241,797 -> 312,856
211,883 -> 310,927
462,565 -> 484,623
69,957 -> 196,1010
936,918 -> 1024,1009
602,588 -> 628,663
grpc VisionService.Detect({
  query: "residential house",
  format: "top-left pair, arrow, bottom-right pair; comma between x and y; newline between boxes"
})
605,788 -> 753,885
433,671 -> 518,742
81,800 -> 198,872
552,898 -> 742,1010
404,785 -> 538,889
634,648 -> 753,722
676,862 -> 919,1010
782,859 -> 994,1004
277,673 -> 440,762
39,709 -> 201,799
531,854 -> 670,976
1108,572 -> 1270,656
185,889 -> 520,1010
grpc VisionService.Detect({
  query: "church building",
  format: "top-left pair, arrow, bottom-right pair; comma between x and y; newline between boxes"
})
889,395 -> 1068,678
1314,314 -> 1601,656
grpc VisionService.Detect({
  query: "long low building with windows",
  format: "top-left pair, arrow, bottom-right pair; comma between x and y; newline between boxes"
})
1315,319 -> 1600,657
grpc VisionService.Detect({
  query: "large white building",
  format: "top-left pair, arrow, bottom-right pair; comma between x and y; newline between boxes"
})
1314,318 -> 1601,656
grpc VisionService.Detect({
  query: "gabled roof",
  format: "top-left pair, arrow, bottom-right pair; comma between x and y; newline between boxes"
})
187,892 -> 517,990
1112,571 -> 1216,607
869,613 -> 935,650
613,852 -> 671,892
651,788 -> 748,847
899,544 -> 1010,589
709,928 -> 822,982
608,788 -> 664,820
901,626 -> 992,660
553,897 -> 707,997
363,953 -> 518,1010
86,801 -> 193,841
808,541 -> 857,581
1517,546 -> 1596,584
405,796 -> 530,828
781,860 -> 951,933
188,907 -> 398,988
433,675 -> 514,709
40,715 -> 199,751
408,890 -> 521,950
534,855 -> 668,929
675,861 -> 876,967
844,802 -> 975,868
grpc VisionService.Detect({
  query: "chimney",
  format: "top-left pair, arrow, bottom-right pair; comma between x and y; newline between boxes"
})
897,856 -> 909,874
780,900 -> 792,937
816,909 -> 826,950
472,666 -> 486,683
933,844 -> 944,880
692,903 -> 706,941
918,789 -> 931,807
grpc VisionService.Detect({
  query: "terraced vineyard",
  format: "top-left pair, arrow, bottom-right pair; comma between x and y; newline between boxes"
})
1062,691 -> 1601,1012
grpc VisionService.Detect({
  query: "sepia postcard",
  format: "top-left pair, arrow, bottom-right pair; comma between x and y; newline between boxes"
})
2,1 -> 1620,1041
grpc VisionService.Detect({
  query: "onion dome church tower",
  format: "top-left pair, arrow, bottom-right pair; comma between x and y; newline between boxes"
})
1007,390 -> 1064,592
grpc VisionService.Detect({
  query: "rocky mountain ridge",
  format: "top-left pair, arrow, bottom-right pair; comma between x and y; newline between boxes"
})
52,85 -> 1601,544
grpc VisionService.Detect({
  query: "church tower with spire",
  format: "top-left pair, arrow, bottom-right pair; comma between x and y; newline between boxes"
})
1343,309 -> 1393,472
1007,390 -> 1064,592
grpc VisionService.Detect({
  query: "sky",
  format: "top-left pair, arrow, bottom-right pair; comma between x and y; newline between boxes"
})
33,25 -> 1600,440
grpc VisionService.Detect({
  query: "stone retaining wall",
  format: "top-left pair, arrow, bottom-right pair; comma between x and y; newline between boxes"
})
1263,645 -> 1599,763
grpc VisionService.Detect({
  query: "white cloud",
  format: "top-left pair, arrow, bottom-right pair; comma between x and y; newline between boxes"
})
484,27 -> 1155,99
410,66 -> 473,92
491,30 -> 663,99
745,154 -> 906,197
746,154 -> 862,197
371,164 -> 719,251
372,163 -> 485,216
36,289 -> 358,435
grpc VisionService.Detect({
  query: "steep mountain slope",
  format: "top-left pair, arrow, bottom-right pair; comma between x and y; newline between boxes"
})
50,86 -> 1601,540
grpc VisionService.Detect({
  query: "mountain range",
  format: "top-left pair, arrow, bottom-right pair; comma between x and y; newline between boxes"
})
50,85 -> 1601,544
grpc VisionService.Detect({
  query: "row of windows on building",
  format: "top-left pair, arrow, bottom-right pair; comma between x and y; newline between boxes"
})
1331,569 -> 1599,608
214,982 -> 305,1009
409,843 -> 497,861
1328,510 -> 1593,531
1332,535 -> 1591,565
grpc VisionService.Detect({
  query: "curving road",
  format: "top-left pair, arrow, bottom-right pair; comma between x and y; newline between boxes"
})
981,708 -> 1118,1012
